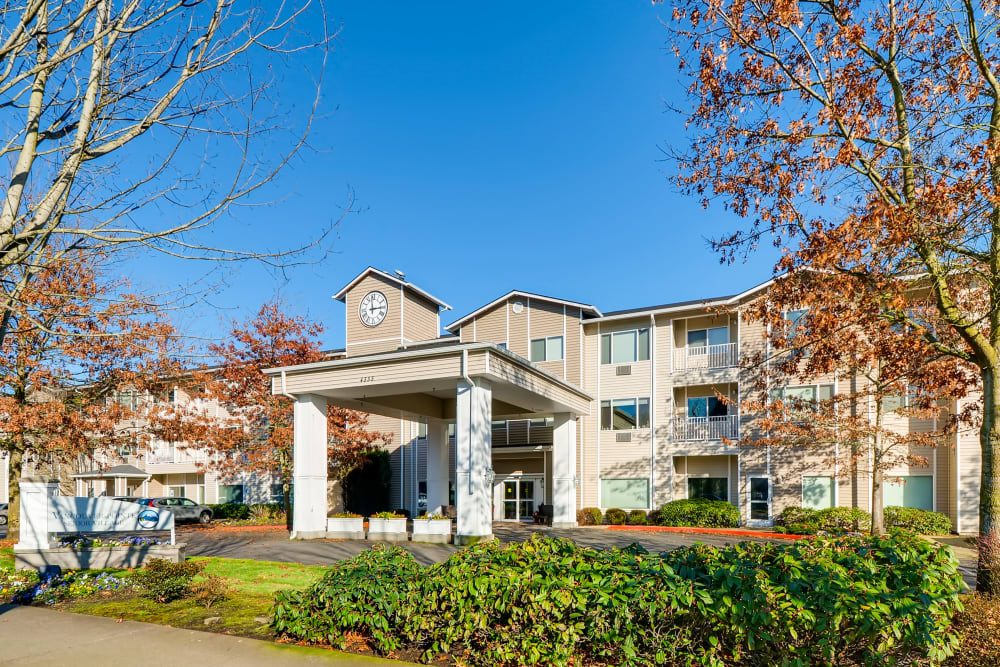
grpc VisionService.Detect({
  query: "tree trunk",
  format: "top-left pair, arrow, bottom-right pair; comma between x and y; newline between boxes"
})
872,405 -> 885,536
283,478 -> 292,532
978,367 -> 1000,596
871,466 -> 885,536
6,450 -> 22,543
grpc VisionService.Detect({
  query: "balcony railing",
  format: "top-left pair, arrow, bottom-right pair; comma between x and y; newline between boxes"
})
144,448 -> 207,465
672,414 -> 740,441
673,342 -> 738,371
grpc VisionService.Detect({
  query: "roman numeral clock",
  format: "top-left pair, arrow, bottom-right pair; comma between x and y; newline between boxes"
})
359,290 -> 388,327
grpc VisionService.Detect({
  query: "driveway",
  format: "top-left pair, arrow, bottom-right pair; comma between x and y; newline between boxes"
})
181,522 -> 800,567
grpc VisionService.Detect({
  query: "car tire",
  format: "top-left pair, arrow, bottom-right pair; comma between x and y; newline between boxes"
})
199,511 -> 211,525
0,515 -> 7,526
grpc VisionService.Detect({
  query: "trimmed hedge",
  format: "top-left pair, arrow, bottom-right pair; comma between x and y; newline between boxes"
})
603,508 -> 627,525
206,503 -> 283,520
656,499 -> 740,528
577,507 -> 603,526
273,533 -> 964,666
627,509 -> 648,525
884,506 -> 953,534
776,505 -> 951,535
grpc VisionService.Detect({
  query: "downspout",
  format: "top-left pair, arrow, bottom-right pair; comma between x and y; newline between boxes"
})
461,348 -> 475,495
281,370 -> 298,538
281,371 -> 296,400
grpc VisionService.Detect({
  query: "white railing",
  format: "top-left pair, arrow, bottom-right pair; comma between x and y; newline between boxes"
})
673,342 -> 738,371
672,414 -> 739,441
144,447 -> 208,465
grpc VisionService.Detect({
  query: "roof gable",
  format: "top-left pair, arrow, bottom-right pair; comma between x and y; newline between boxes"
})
444,290 -> 602,333
333,267 -> 451,310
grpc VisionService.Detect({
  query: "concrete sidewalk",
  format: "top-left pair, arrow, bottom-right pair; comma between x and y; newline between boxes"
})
0,604 -> 409,666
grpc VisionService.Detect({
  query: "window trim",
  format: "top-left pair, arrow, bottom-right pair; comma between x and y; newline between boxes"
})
600,328 -> 650,365
530,335 -> 564,362
600,396 -> 651,431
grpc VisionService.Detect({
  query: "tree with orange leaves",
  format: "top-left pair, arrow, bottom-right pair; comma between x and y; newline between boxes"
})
1,249 -> 180,539
737,284 -> 976,534
169,301 -> 391,530
664,0 -> 1000,591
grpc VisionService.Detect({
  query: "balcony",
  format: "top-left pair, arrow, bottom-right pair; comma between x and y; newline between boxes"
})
144,447 -> 207,465
673,342 -> 738,371
672,414 -> 739,441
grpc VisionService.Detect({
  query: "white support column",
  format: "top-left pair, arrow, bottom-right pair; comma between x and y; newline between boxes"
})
426,421 -> 450,516
14,480 -> 58,550
455,379 -> 493,544
552,413 -> 578,528
291,393 -> 328,539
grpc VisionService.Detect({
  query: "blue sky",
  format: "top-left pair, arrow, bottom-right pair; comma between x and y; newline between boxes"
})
132,2 -> 777,351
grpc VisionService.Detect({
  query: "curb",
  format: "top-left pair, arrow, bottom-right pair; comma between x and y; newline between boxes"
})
604,525 -> 809,540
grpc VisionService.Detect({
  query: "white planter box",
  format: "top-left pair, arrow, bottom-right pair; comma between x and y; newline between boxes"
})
411,518 -> 452,544
327,516 -> 364,540
367,517 -> 407,541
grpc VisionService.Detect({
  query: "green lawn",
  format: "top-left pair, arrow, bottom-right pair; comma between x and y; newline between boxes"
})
1,547 -> 13,570
61,556 -> 327,640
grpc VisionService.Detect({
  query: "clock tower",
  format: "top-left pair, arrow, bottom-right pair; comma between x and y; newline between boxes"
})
333,267 -> 451,357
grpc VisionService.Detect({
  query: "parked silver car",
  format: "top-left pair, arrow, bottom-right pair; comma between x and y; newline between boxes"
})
137,497 -> 212,524
0,503 -> 7,526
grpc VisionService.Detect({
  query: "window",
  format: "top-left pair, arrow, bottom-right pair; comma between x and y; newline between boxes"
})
784,309 -> 808,337
218,484 -> 244,504
687,326 -> 729,348
417,423 -> 428,440
687,396 -> 728,418
688,478 -> 728,501
600,398 -> 650,430
802,476 -> 836,510
167,485 -> 185,499
769,383 -> 834,409
116,390 -> 140,410
529,416 -> 554,427
492,420 -> 508,429
601,329 -> 650,364
880,386 -> 918,413
497,342 -> 507,350
270,484 -> 285,504
884,475 -> 933,511
600,479 -> 649,509
530,336 -> 563,362
447,423 -> 455,437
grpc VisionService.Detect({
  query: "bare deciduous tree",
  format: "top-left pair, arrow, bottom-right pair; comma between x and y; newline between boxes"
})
0,0 -> 338,347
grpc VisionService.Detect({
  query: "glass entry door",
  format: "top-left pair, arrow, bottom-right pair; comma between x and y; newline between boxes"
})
501,478 -> 538,521
746,477 -> 772,527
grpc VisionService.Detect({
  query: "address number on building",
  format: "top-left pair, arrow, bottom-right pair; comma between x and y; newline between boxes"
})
359,375 -> 376,383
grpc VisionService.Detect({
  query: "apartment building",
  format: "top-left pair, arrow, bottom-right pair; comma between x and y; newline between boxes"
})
313,267 -> 979,535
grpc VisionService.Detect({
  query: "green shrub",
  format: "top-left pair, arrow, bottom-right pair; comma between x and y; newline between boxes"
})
646,508 -> 662,525
189,574 -> 231,609
577,507 -> 603,526
207,503 -> 250,520
626,509 -> 648,525
776,506 -> 818,527
603,508 -> 627,525
657,498 -> 740,528
273,544 -> 421,654
884,506 -> 953,534
814,506 -> 871,532
273,533 -> 964,666
133,559 -> 204,603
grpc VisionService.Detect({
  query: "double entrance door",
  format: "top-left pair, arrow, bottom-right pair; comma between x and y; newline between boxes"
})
495,475 -> 543,522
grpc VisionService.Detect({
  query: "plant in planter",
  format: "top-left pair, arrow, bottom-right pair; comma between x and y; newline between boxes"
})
327,512 -> 365,539
411,513 -> 452,544
367,512 -> 408,541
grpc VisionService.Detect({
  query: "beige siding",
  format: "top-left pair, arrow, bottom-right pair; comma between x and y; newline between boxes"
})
344,273 -> 404,355
403,290 -> 441,343
472,302 -> 508,345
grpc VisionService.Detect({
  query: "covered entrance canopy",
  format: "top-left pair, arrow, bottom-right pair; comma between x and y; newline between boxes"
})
264,341 -> 591,543
71,464 -> 150,497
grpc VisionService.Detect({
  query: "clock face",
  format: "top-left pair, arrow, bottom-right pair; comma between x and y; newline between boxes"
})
359,290 -> 388,327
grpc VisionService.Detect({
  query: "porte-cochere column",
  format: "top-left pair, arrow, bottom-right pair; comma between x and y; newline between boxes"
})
455,379 -> 493,544
291,393 -> 328,539
551,413 -> 578,528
